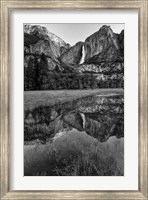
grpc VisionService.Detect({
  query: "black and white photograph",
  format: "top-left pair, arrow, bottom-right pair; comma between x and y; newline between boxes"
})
24,23 -> 124,176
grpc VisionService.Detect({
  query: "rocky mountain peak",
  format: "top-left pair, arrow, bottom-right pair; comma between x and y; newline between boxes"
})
84,25 -> 121,62
99,25 -> 112,32
24,24 -> 70,48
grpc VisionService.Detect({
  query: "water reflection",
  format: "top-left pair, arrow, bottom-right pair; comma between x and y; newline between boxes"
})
24,94 -> 124,143
24,93 -> 124,176
53,94 -> 124,142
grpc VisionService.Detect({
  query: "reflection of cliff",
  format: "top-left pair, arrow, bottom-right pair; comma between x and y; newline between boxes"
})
24,95 -> 124,143
61,111 -> 124,142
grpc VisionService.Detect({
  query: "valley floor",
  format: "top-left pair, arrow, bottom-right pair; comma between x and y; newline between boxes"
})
24,88 -> 124,110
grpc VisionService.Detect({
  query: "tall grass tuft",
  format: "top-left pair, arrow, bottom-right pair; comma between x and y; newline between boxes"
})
24,131 -> 123,176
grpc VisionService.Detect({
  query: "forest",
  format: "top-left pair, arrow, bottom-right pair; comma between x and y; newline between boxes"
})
24,53 -> 124,91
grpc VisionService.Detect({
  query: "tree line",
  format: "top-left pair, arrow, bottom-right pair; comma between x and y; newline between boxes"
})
24,53 -> 124,91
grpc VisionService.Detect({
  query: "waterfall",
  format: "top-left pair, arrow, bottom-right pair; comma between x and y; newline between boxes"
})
80,113 -> 86,129
79,45 -> 85,64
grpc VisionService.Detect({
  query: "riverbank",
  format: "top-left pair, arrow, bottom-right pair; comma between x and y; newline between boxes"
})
24,88 -> 124,110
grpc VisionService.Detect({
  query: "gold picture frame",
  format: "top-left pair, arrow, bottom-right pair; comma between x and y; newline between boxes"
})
0,0 -> 147,199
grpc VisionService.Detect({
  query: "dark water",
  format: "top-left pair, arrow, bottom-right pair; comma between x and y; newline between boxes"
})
57,94 -> 124,142
24,93 -> 124,143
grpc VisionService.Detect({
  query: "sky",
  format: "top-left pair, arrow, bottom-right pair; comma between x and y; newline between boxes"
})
31,23 -> 124,46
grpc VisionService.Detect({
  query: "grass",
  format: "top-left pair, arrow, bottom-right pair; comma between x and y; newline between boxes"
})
24,130 -> 124,176
24,88 -> 123,110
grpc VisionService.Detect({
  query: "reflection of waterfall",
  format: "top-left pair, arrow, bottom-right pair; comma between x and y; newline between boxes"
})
80,113 -> 86,129
79,45 -> 85,64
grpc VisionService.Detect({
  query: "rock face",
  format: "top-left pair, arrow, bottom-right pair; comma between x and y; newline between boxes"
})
84,25 -> 122,62
76,26 -> 124,86
60,42 -> 83,67
78,62 -> 123,74
24,24 -> 70,71
116,30 -> 124,56
24,24 -> 70,51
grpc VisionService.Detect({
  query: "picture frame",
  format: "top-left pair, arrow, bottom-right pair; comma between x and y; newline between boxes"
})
0,0 -> 147,199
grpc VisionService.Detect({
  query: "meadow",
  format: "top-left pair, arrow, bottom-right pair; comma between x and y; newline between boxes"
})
24,88 -> 123,110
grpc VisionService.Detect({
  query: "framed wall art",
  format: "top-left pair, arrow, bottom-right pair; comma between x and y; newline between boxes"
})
0,0 -> 147,199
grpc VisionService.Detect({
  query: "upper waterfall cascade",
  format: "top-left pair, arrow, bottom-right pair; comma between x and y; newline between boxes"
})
79,45 -> 85,64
